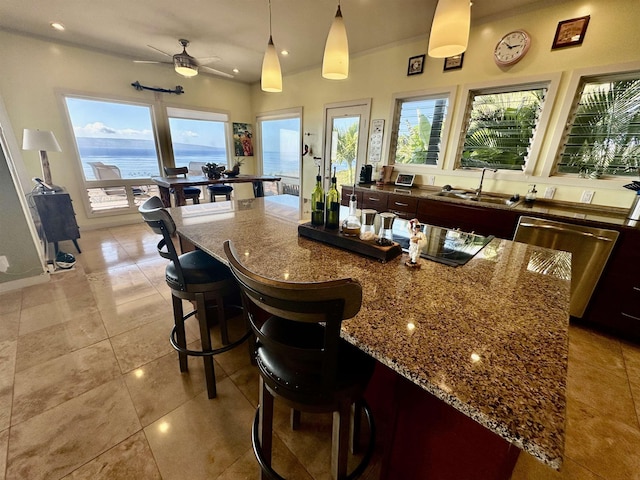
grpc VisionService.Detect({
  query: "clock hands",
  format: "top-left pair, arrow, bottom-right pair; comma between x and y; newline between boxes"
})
504,42 -> 522,49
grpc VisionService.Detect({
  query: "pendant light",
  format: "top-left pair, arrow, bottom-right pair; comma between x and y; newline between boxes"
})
428,0 -> 470,58
261,0 -> 282,92
322,1 -> 349,80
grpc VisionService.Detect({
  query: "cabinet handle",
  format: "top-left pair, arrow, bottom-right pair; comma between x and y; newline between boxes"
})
634,286 -> 640,292
394,202 -> 409,207
621,312 -> 640,321
368,197 -> 380,201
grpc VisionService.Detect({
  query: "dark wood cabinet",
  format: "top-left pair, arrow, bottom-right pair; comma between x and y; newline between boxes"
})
387,193 -> 418,219
31,191 -> 81,253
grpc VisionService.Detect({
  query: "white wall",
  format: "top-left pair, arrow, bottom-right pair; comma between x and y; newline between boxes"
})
251,0 -> 640,210
0,30 -> 255,229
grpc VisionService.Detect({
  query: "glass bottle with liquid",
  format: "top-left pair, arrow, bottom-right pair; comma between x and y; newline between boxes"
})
325,168 -> 340,229
311,167 -> 325,226
342,185 -> 362,236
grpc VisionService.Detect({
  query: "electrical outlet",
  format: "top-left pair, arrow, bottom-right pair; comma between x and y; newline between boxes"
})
544,187 -> 556,199
0,256 -> 8,273
580,190 -> 595,203
427,175 -> 436,186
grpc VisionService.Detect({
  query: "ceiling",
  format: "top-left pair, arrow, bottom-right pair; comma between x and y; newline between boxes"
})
1,0 -> 560,84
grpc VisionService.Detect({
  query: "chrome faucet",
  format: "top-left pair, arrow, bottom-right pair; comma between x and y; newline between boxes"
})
475,168 -> 498,198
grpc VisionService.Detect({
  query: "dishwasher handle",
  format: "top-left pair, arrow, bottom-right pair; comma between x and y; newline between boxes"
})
518,223 -> 616,242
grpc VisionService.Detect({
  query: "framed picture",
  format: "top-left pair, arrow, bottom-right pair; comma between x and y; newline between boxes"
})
395,173 -> 415,187
232,122 -> 254,156
407,54 -> 425,76
443,53 -> 464,71
552,15 -> 590,49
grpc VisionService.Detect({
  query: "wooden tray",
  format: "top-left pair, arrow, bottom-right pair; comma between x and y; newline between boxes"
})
298,222 -> 402,263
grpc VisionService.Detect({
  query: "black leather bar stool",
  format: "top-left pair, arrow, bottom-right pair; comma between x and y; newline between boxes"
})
163,166 -> 201,204
139,196 -> 249,399
208,184 -> 233,202
224,240 -> 376,480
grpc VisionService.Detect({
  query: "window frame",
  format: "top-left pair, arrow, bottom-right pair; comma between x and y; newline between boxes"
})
387,87 -> 456,172
448,73 -> 560,177
544,61 -> 640,185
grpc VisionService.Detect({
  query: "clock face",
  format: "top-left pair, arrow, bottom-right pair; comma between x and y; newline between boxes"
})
494,30 -> 531,66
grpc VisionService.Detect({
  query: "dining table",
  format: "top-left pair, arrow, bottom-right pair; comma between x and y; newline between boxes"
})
151,173 -> 282,207
168,194 -> 571,479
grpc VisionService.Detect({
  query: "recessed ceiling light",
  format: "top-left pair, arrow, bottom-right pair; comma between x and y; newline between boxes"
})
50,22 -> 65,31
281,50 -> 289,56
232,68 -> 239,74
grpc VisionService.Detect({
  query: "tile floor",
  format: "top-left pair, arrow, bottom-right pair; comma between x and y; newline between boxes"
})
0,222 -> 639,479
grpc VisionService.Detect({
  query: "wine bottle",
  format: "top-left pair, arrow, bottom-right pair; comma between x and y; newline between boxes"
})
311,166 -> 325,226
325,168 -> 340,229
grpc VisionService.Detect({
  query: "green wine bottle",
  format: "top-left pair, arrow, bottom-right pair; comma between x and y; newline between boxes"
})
311,166 -> 325,226
325,168 -> 340,229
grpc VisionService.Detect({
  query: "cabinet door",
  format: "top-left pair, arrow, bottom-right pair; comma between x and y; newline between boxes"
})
340,187 -> 363,207
387,194 -> 418,219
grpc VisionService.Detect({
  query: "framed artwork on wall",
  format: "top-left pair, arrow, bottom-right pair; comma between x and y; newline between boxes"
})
233,122 -> 253,156
443,53 -> 464,71
407,54 -> 425,76
552,15 -> 590,49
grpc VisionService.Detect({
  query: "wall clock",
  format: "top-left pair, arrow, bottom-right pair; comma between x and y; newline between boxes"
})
494,30 -> 531,66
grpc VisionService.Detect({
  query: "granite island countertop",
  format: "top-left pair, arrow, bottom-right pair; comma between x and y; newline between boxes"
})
169,196 -> 571,469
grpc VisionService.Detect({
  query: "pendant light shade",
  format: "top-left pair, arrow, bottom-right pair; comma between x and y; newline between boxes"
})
322,4 -> 349,80
428,0 -> 470,58
261,0 -> 282,92
261,36 -> 282,92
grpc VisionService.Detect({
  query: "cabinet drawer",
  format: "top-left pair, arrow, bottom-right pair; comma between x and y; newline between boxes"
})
620,285 -> 640,319
387,194 -> 418,219
340,187 -> 362,207
361,191 -> 388,210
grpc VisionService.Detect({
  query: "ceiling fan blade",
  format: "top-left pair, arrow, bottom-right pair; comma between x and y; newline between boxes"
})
133,60 -> 162,64
147,45 -> 173,58
198,56 -> 222,64
201,65 -> 235,78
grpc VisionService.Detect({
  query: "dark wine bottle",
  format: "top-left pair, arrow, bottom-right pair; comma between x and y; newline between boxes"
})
325,168 -> 340,229
311,166 -> 325,226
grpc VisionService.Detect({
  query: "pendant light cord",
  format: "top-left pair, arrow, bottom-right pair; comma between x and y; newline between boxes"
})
268,0 -> 273,37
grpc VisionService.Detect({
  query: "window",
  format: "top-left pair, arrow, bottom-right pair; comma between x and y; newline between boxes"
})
459,85 -> 547,171
257,111 -> 301,196
556,73 -> 640,177
390,94 -> 450,166
64,96 -> 160,215
167,107 -> 229,176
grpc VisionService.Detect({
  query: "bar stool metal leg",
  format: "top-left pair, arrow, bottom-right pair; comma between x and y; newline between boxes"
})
196,292 -> 217,399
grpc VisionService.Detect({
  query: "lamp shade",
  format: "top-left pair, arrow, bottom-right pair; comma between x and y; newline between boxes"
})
322,5 -> 349,80
261,36 -> 282,92
174,54 -> 199,77
22,129 -> 61,152
428,0 -> 470,58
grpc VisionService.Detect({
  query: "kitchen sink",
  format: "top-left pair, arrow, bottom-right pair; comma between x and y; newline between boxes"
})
435,191 -> 519,207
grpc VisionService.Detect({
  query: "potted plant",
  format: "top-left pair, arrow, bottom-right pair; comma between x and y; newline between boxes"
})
202,163 -> 225,179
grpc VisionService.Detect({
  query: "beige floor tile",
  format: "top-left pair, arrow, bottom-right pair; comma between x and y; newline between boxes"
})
99,291 -> 171,337
19,289 -> 98,336
568,324 -> 625,373
0,340 -> 17,431
118,237 -> 161,263
67,229 -> 118,252
20,268 -> 91,310
12,340 -> 120,425
144,378 -> 255,480
60,431 -> 161,479
228,364 -> 260,407
137,257 -> 170,290
77,244 -> 134,274
6,378 -> 141,480
564,398 -> 640,480
622,341 -> 640,386
0,291 -> 22,315
566,357 -> 637,426
0,428 -> 8,480
629,380 -> 640,428
109,223 -> 150,242
124,347 -> 210,427
109,314 -> 195,373
0,310 -> 20,343
511,452 -> 602,479
88,264 -> 157,309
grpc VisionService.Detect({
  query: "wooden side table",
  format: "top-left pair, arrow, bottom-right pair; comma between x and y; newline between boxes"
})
30,190 -> 81,254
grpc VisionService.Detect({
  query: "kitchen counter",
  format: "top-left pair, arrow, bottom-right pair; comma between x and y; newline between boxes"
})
169,196 -> 571,470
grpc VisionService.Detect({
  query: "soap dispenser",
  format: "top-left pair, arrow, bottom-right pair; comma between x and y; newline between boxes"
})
525,184 -> 537,204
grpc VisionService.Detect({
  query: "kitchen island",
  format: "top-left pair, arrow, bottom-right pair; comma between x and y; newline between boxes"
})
169,196 -> 571,478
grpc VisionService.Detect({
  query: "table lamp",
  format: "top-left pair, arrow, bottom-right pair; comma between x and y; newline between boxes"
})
22,129 -> 62,188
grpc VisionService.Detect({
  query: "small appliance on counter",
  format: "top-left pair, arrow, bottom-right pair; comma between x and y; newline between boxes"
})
359,164 -> 373,184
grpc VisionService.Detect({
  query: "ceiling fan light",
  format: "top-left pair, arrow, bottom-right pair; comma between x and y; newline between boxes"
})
174,54 -> 199,77
428,0 -> 470,58
322,4 -> 349,80
261,36 -> 282,92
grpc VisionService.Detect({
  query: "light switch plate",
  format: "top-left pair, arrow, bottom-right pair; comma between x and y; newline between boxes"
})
580,190 -> 595,203
427,175 -> 435,186
544,187 -> 556,199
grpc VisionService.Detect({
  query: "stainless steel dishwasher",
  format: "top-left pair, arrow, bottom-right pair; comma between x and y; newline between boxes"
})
514,216 -> 619,318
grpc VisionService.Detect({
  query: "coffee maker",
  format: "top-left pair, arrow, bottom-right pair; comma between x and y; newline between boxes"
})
359,164 -> 373,184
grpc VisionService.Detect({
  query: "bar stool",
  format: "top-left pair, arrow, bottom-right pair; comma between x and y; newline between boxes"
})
163,166 -> 201,204
208,184 -> 233,202
224,240 -> 376,480
139,197 -> 249,398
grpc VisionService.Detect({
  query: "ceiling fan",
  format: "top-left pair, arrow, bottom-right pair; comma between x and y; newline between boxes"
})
134,39 -> 234,79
